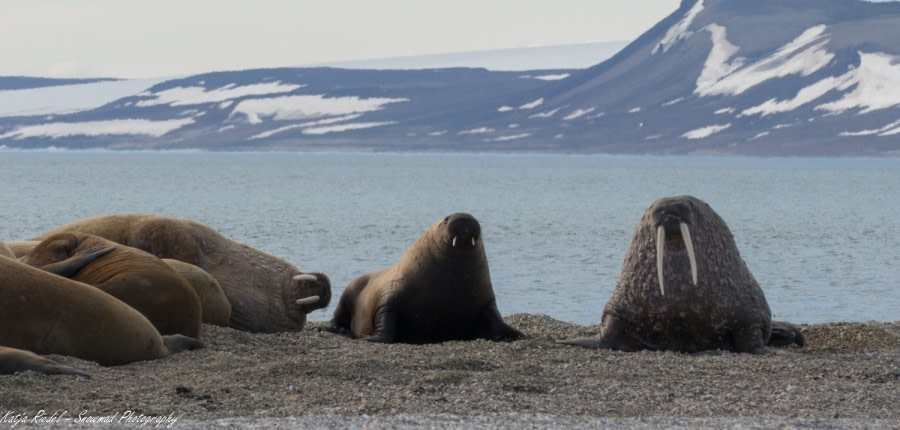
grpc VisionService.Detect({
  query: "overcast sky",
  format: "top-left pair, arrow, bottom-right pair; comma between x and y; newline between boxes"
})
1,1 -> 681,79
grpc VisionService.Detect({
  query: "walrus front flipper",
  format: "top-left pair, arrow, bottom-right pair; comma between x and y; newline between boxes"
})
36,246 -> 116,278
768,320 -> 805,347
0,346 -> 89,377
363,305 -> 398,343
557,336 -> 607,349
558,314 -> 631,350
162,335 -> 205,355
474,301 -> 523,341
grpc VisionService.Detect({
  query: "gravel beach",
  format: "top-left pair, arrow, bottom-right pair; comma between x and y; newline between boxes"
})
2,314 -> 898,429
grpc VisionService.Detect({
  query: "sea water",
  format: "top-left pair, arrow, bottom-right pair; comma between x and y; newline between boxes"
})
1,151 -> 897,325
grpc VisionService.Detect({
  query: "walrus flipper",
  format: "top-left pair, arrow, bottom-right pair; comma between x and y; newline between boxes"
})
474,301 -> 523,341
38,246 -> 116,278
768,320 -> 805,348
162,335 -> 204,355
0,346 -> 89,377
363,304 -> 398,343
732,326 -> 771,354
328,275 -> 370,336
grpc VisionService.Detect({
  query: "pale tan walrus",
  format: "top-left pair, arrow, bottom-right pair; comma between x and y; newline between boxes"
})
21,232 -> 203,338
0,254 -> 203,376
35,214 -> 330,333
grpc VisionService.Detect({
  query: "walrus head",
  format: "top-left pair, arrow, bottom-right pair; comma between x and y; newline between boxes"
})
649,196 -> 700,296
292,272 -> 331,312
440,213 -> 482,250
19,233 -> 82,267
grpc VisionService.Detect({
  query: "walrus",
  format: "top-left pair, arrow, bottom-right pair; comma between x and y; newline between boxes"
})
20,232 -> 203,338
4,240 -> 39,258
0,241 -> 14,259
560,195 -> 803,354
162,259 -> 232,326
0,346 -> 88,377
35,214 -> 330,333
329,212 -> 523,344
0,255 -> 203,375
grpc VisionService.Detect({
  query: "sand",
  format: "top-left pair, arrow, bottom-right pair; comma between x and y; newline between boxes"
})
2,314 -> 898,429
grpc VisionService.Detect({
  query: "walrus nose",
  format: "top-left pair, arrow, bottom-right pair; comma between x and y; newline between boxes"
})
293,273 -> 332,311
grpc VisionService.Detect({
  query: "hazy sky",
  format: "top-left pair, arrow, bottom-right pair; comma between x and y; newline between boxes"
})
1,1 -> 681,79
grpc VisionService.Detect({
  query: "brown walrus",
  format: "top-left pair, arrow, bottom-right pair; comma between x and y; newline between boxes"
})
0,254 -> 203,375
162,259 -> 232,327
329,212 -> 523,344
21,232 -> 203,338
560,195 -> 803,354
35,214 -> 330,333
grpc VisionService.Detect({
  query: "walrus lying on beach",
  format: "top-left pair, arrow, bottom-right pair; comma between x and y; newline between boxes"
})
561,195 -> 803,354
0,254 -> 203,376
329,212 -> 523,344
21,233 -> 203,338
4,240 -> 38,258
162,259 -> 232,327
35,214 -> 331,333
0,241 -> 13,259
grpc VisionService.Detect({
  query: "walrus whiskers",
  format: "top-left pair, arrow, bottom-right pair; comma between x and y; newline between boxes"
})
293,274 -> 318,282
680,222 -> 698,286
657,225 -> 666,295
295,295 -> 320,305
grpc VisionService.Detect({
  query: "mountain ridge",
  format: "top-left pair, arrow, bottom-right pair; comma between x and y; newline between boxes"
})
1,0 -> 898,156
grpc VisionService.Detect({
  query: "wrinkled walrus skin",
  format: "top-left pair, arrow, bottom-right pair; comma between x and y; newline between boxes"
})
561,196 -> 804,354
329,213 -> 523,344
0,256 -> 203,376
35,214 -> 330,333
21,232 -> 203,338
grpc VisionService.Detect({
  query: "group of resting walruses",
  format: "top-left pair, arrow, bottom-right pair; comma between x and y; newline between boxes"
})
0,195 -> 804,377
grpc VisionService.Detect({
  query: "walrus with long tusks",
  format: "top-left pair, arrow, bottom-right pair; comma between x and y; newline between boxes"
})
21,232 -> 204,338
329,212 -> 523,344
34,214 -> 331,333
1,253 -> 203,376
560,195 -> 803,354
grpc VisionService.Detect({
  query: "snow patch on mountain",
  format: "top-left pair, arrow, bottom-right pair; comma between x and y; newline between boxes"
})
302,121 -> 396,135
742,52 -> 900,116
695,24 -> 834,97
519,98 -> 544,109
0,118 -> 194,139
653,0 -> 705,54
0,78 -> 165,117
249,114 -> 365,140
137,82 -> 303,107
563,107 -> 596,120
682,123 -> 731,139
815,52 -> 900,114
839,119 -> 900,137
230,95 -> 408,124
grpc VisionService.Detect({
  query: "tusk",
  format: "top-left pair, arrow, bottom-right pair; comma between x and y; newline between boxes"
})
293,274 -> 318,282
453,236 -> 457,247
657,225 -> 665,296
295,295 -> 320,305
471,237 -> 476,246
680,222 -> 698,286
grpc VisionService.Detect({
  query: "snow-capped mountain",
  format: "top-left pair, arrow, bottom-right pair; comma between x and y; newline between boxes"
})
1,0 -> 898,156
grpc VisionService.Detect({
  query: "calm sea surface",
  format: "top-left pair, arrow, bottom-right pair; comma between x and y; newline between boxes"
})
1,151 -> 898,325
